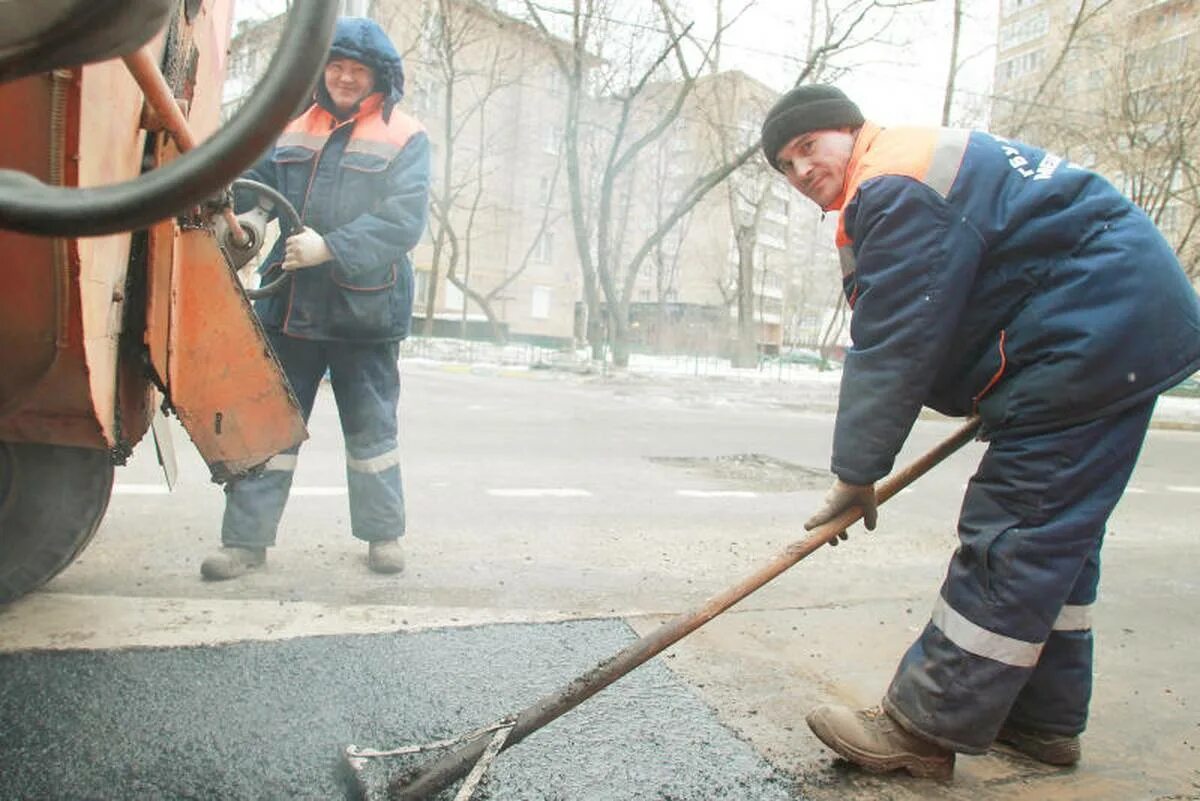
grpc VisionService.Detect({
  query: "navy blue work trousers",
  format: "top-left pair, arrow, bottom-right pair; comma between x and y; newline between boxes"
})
221,330 -> 405,547
884,399 -> 1156,753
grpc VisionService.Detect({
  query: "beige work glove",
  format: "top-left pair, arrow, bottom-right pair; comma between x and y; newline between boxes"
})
282,226 -> 332,270
804,478 -> 878,546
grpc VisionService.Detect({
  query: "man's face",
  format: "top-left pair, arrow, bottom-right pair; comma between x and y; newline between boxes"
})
324,58 -> 375,114
774,128 -> 856,208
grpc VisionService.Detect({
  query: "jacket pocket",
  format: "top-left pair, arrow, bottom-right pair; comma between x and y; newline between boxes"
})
335,153 -> 390,225
326,263 -> 401,340
271,146 -> 317,213
332,261 -> 396,291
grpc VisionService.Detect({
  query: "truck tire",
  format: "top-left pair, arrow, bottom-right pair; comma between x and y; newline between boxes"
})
0,441 -> 113,604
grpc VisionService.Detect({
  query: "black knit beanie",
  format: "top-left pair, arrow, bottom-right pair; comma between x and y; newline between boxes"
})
760,85 -> 864,171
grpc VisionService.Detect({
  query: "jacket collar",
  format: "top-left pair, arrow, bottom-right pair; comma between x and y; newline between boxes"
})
314,91 -> 385,125
823,121 -> 882,213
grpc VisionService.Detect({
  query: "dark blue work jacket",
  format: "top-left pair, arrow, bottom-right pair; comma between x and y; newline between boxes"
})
828,122 -> 1200,484
242,92 -> 430,342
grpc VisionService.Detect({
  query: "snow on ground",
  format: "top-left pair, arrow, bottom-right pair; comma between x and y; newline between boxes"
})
399,336 -> 1200,428
400,337 -> 842,385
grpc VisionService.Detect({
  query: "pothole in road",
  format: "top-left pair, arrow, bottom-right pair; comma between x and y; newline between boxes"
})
648,453 -> 828,492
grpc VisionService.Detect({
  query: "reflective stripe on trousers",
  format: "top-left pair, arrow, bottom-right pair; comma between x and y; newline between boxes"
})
221,332 -> 404,547
883,399 -> 1155,753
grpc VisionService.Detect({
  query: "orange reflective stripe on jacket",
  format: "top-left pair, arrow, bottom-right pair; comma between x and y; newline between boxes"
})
834,122 -> 971,269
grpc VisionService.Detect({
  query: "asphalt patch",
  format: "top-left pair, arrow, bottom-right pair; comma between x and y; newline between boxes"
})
648,453 -> 828,492
0,619 -> 798,800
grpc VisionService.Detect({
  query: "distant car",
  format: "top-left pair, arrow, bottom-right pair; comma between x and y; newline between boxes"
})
1166,372 -> 1200,398
775,349 -> 839,370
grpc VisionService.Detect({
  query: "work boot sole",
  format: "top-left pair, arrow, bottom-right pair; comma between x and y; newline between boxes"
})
807,712 -> 955,780
995,727 -> 1081,766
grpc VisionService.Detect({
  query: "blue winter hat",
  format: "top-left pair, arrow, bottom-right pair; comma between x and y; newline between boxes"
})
323,16 -> 405,118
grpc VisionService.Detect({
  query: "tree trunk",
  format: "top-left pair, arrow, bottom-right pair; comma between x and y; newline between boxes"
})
733,226 -> 757,368
941,0 -> 963,126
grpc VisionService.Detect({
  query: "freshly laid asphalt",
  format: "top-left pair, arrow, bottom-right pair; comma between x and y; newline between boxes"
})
0,619 -> 796,801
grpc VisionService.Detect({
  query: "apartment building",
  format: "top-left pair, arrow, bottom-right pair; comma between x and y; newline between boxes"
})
992,0 -> 1199,281
374,0 -> 584,346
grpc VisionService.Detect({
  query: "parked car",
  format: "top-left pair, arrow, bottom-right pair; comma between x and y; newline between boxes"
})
773,349 -> 840,371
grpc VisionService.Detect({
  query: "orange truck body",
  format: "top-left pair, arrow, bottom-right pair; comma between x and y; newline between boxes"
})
0,1 -> 306,477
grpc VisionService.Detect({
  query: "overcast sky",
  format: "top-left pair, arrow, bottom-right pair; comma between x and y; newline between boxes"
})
233,0 -> 998,127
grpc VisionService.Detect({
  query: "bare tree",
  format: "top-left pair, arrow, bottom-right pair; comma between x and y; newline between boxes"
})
940,0 -> 963,126
381,0 -> 568,342
1003,0 -> 1114,140
1094,35 -> 1200,280
522,0 -> 933,366
996,2 -> 1199,282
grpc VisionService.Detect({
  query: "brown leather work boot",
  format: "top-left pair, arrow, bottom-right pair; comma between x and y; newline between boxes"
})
806,704 -> 955,780
200,546 -> 266,581
996,723 -> 1081,766
367,539 -> 405,574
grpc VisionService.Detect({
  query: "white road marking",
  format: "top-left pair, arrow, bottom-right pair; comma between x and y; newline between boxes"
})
676,490 -> 758,498
1124,487 -> 1147,494
1167,485 -> 1200,494
291,487 -> 348,496
487,488 -> 592,498
112,484 -> 169,495
0,594 -> 650,651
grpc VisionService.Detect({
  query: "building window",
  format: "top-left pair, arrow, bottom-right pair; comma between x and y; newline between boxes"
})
545,68 -> 564,97
534,231 -> 554,263
997,48 -> 1046,81
531,286 -> 552,320
444,280 -> 464,312
413,270 -> 431,311
1002,0 -> 1043,17
416,80 -> 443,117
1000,11 -> 1049,50
1128,35 -> 1191,86
544,124 -> 563,155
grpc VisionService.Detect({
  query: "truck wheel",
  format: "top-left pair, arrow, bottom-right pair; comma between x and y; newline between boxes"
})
0,441 -> 113,604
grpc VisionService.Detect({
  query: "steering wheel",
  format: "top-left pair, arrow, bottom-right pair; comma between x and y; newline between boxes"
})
0,0 -> 337,237
225,178 -> 302,301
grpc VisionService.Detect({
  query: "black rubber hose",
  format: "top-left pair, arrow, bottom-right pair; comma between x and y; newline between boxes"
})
231,178 -> 301,301
0,0 -> 337,238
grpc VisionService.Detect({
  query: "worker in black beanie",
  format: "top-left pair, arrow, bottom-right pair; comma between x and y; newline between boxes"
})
761,85 -> 1200,782
760,85 -> 863,173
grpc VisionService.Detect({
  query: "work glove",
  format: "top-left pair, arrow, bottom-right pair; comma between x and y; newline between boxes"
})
282,226 -> 332,270
804,478 -> 877,546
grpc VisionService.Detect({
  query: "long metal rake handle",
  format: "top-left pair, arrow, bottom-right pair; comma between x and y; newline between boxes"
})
388,416 -> 983,800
